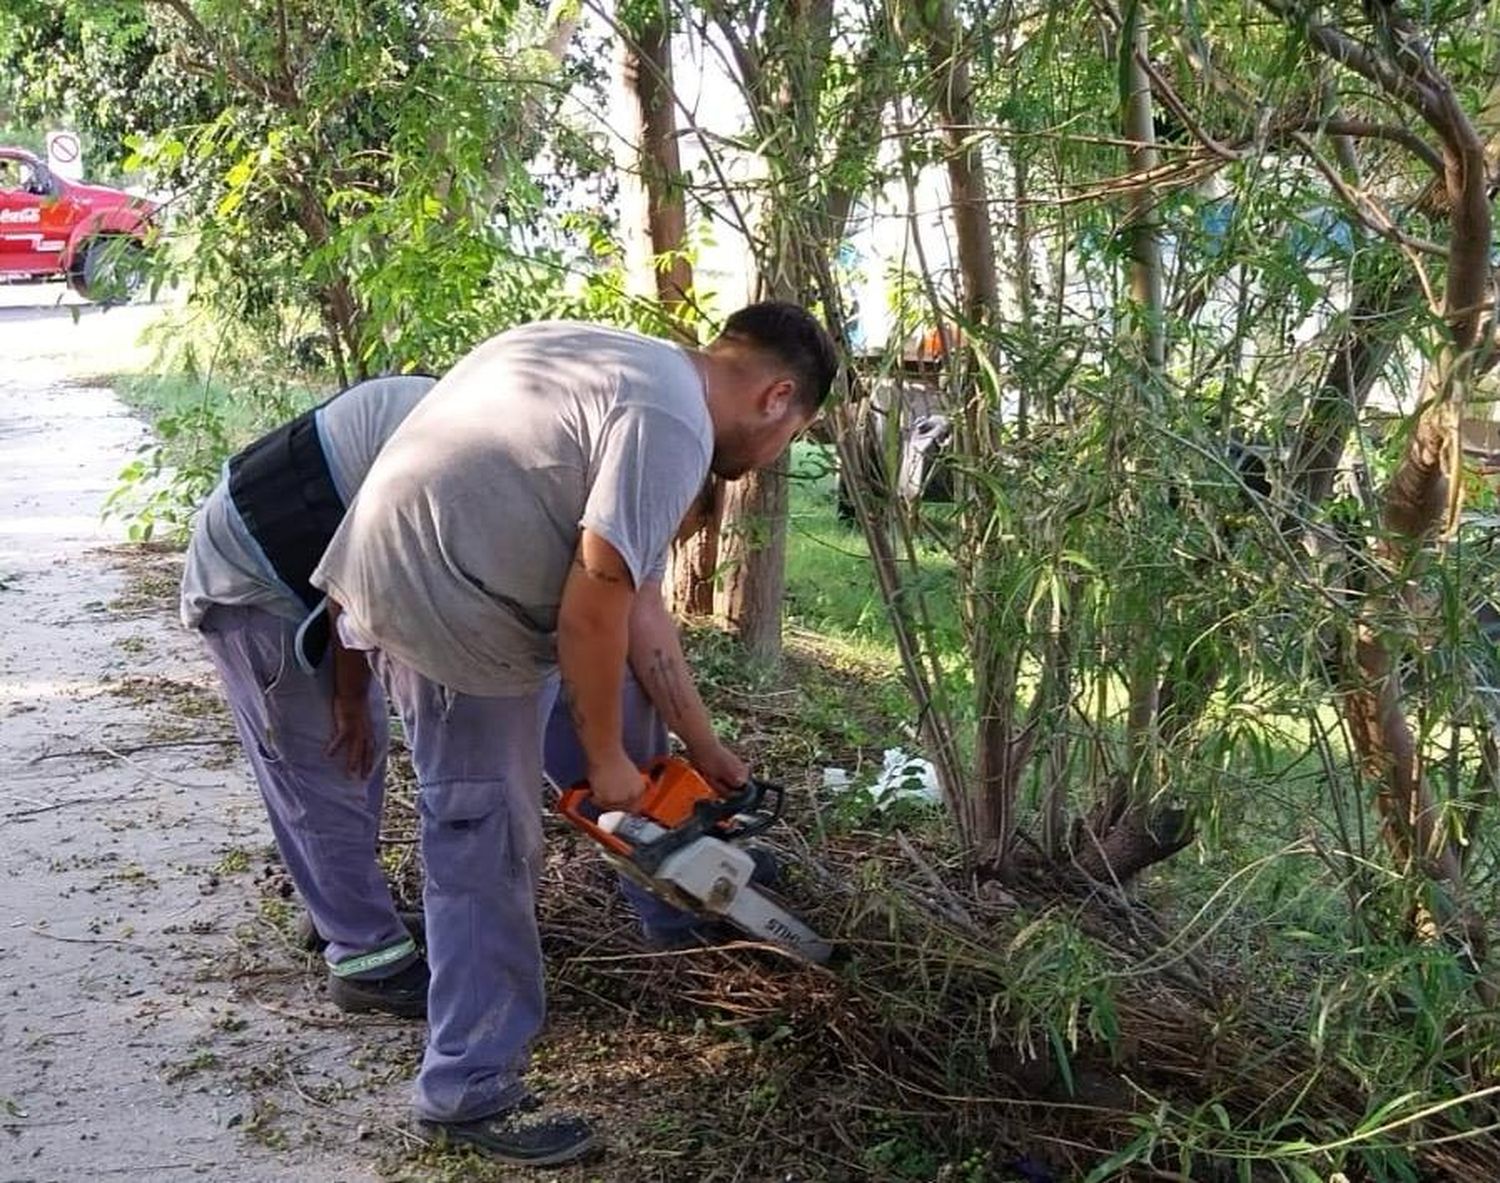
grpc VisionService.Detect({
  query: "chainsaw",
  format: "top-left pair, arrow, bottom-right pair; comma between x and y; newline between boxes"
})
557,756 -> 833,965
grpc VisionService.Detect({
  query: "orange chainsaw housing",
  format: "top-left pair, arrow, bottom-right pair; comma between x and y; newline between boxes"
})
555,755 -> 720,858
633,756 -> 719,828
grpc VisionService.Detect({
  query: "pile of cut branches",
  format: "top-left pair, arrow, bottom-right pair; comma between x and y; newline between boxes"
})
521,815 -> 1500,1182
367,627 -> 1500,1180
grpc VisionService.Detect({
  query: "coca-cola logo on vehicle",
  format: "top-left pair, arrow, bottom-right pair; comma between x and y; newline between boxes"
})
0,207 -> 41,224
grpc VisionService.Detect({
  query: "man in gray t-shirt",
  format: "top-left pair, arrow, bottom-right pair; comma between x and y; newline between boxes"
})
310,303 -> 837,1166
182,375 -> 437,1020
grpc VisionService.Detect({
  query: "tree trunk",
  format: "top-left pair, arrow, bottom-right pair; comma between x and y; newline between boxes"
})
1119,0 -> 1169,821
1285,278 -> 1411,509
621,4 -> 718,616
716,203 -> 807,662
1073,794 -> 1194,883
670,478 -> 722,617
713,0 -> 833,664
915,0 -> 1018,873
1063,0 -> 1190,883
718,451 -> 789,662
1120,2 -> 1165,376
926,4 -> 1001,331
622,8 -> 692,325
291,182 -> 366,383
1272,0 -> 1494,983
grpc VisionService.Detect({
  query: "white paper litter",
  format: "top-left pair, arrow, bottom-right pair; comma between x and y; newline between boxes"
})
823,749 -> 940,810
871,748 -> 941,808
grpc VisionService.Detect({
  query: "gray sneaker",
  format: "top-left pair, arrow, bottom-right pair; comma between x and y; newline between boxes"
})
418,1107 -> 597,1167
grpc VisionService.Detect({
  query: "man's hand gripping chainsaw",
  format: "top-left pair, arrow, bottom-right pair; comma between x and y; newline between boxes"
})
557,756 -> 832,964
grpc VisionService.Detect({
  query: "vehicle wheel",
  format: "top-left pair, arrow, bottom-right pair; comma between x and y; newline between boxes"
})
70,235 -> 146,305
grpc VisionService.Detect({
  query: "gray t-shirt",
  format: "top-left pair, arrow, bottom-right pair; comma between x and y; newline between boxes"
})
179,375 -> 437,628
310,321 -> 713,696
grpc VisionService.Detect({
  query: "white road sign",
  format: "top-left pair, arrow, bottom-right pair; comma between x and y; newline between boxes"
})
45,131 -> 83,181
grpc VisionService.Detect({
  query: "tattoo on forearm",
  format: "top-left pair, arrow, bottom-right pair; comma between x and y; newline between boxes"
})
573,555 -> 625,584
647,647 -> 691,723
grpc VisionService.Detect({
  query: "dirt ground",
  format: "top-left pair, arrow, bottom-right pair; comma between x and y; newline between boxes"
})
0,286 -> 426,1183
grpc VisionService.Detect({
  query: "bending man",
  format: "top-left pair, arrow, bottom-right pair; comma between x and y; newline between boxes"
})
181,374 -> 437,1018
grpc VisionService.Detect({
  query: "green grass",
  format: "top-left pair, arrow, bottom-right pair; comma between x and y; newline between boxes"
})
112,370 -> 319,449
784,442 -> 963,661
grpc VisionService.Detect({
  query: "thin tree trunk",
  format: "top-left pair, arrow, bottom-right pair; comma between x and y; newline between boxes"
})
714,0 -> 833,663
717,223 -> 806,660
928,13 -> 1001,331
621,4 -> 718,616
623,8 -> 692,324
292,182 -> 365,382
915,0 -> 1018,874
1285,279 -> 1411,508
1068,0 -> 1200,885
719,452 -> 789,661
1121,4 -> 1165,374
1012,151 -> 1035,438
670,479 -> 722,617
1121,0 -> 1164,800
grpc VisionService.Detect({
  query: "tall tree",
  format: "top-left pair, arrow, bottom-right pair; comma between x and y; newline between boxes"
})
707,0 -> 834,662
109,0 -> 588,379
618,2 -> 721,617
911,0 -> 1012,867
690,0 -> 902,661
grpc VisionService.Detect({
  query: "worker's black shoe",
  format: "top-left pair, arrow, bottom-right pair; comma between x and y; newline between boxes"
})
418,1107 -> 597,1167
298,909 -> 426,953
327,957 -> 429,1019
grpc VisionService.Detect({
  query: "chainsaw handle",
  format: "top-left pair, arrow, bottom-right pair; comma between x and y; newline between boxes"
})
556,785 -> 632,857
715,778 -> 783,839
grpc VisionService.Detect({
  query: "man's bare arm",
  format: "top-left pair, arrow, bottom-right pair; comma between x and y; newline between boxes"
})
629,583 -> 748,792
629,583 -> 716,756
557,530 -> 643,809
324,599 -> 376,779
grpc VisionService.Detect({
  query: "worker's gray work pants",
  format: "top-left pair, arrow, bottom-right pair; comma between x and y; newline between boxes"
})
369,650 -> 544,1123
197,604 -> 415,980
540,673 -> 701,943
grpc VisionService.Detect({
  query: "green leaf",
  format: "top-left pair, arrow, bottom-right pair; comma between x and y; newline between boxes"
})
1083,1129 -> 1155,1183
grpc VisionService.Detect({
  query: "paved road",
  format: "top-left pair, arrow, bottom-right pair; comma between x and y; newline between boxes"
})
0,285 -> 398,1182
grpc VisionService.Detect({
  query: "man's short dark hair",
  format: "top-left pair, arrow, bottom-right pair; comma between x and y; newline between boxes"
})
720,301 -> 838,415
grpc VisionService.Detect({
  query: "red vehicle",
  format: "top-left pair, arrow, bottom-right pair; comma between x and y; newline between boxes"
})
0,146 -> 157,302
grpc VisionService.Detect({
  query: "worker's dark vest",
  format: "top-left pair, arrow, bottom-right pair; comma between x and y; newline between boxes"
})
227,406 -> 344,664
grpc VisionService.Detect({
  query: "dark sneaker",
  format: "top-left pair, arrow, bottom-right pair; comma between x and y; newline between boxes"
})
418,1108 -> 597,1167
327,957 -> 429,1019
298,909 -> 426,953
